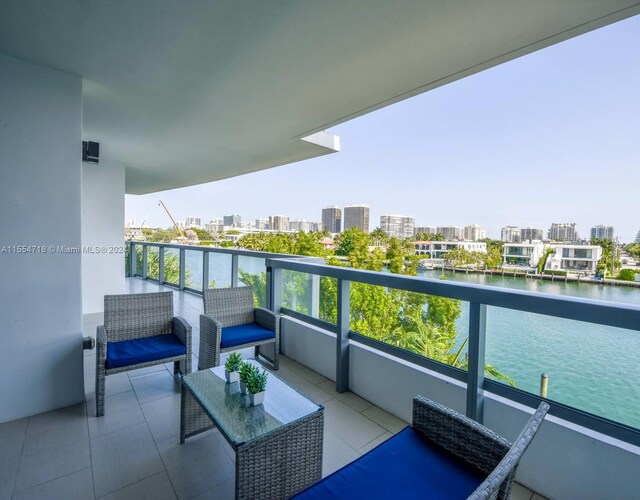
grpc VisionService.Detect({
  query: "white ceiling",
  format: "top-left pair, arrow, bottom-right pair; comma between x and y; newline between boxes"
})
1,1 -> 639,194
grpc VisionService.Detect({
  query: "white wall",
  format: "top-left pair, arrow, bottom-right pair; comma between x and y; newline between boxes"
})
82,160 -> 125,314
0,54 -> 84,422
280,316 -> 640,500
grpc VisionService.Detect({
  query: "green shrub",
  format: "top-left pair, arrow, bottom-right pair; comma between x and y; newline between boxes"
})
617,269 -> 638,281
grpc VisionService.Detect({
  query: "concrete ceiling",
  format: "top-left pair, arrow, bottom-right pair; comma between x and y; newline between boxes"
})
1,1 -> 639,194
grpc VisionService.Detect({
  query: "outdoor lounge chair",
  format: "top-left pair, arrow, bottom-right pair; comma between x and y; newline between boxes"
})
198,286 -> 280,370
294,396 -> 549,500
95,291 -> 192,416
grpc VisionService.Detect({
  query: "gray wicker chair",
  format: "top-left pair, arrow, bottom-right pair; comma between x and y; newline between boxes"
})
198,287 -> 280,370
295,396 -> 549,499
95,291 -> 191,417
413,396 -> 549,500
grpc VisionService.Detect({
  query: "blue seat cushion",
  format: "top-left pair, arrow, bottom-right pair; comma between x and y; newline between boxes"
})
221,322 -> 275,349
106,334 -> 186,369
293,427 -> 485,500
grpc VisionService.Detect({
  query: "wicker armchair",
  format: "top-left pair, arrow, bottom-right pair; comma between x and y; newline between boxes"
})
413,396 -> 549,500
95,291 -> 191,417
198,287 -> 280,370
294,396 -> 549,499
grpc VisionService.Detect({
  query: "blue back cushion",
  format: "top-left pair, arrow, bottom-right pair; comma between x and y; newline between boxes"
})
294,427 -> 485,500
221,322 -> 275,348
106,334 -> 185,369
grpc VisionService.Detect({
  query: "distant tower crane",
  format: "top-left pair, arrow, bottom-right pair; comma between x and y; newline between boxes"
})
158,200 -> 186,239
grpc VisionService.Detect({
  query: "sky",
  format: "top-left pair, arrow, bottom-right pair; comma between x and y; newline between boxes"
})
126,15 -> 640,243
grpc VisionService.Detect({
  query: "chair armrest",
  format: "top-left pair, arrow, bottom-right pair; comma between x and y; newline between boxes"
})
255,307 -> 279,332
172,316 -> 192,347
412,396 -> 510,477
96,325 -> 107,372
468,402 -> 549,500
199,314 -> 223,370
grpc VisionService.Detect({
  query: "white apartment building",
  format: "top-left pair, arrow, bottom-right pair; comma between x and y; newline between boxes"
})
521,227 -> 544,241
414,225 -> 437,236
185,216 -> 202,228
380,214 -> 415,238
501,226 -> 521,243
546,244 -> 603,273
590,225 -> 614,240
463,224 -> 486,241
437,226 -> 463,240
548,222 -> 578,242
269,215 -> 290,232
414,241 -> 487,259
290,220 -> 323,232
503,242 -> 547,268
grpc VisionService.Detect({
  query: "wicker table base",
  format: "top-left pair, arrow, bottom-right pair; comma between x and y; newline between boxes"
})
180,365 -> 324,499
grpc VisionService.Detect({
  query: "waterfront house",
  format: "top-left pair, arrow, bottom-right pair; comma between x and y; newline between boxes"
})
415,241 -> 487,260
503,241 -> 547,269
546,244 -> 603,274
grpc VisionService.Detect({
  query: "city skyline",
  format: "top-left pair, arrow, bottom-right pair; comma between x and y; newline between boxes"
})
126,15 -> 640,242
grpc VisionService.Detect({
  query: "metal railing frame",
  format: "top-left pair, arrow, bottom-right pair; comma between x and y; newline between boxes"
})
126,241 -> 640,447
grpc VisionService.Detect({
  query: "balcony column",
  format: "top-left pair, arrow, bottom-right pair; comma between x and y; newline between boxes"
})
336,279 -> 351,393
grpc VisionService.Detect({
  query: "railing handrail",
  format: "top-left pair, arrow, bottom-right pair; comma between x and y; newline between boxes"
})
127,240 -> 297,260
265,257 -> 640,332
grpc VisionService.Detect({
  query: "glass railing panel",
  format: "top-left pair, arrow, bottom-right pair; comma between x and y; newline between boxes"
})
348,283 -> 470,371
135,244 -> 143,276
238,256 -> 266,307
485,307 -> 640,428
185,249 -> 203,291
280,270 -> 331,323
207,252 -> 232,289
146,246 -> 160,280
163,248 -> 180,286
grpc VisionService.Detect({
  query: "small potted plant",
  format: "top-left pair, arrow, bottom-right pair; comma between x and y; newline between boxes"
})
247,368 -> 268,406
224,352 -> 243,383
239,361 -> 257,395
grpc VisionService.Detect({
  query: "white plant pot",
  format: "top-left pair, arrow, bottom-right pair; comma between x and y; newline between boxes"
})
249,391 -> 265,406
240,381 -> 248,394
225,370 -> 239,383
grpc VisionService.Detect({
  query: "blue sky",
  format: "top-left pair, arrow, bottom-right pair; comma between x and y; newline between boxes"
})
126,15 -> 640,242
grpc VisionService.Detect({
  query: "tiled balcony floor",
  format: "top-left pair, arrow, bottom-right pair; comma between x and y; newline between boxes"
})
0,279 -> 541,499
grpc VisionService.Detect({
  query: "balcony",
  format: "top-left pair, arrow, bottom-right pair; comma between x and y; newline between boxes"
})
1,275 -> 545,499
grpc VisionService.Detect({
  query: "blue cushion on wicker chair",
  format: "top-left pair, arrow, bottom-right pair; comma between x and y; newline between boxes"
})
220,322 -> 276,348
106,334 -> 186,369
293,426 -> 485,499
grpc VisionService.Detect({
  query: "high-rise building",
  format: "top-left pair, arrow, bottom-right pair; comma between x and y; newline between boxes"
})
185,216 -> 201,228
254,218 -> 269,230
290,220 -> 321,232
437,226 -> 463,240
501,226 -> 521,243
205,217 -> 223,232
636,229 -> 640,244
414,226 -> 437,236
344,205 -> 370,233
380,215 -> 415,238
223,214 -> 241,227
322,206 -> 342,233
590,225 -> 614,240
520,227 -> 544,241
463,224 -> 486,241
548,223 -> 578,242
269,215 -> 290,232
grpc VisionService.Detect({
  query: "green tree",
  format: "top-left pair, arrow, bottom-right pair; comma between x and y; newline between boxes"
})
370,227 -> 389,246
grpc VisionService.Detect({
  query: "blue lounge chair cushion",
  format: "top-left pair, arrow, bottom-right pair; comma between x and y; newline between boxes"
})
221,322 -> 275,348
293,427 -> 485,500
106,334 -> 186,369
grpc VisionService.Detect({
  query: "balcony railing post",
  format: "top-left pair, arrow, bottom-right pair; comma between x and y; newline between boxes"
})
142,244 -> 148,280
231,254 -> 239,287
336,279 -> 351,393
466,302 -> 487,422
158,246 -> 165,284
203,251 -> 210,290
179,248 -> 186,290
310,273 -> 320,318
129,242 -> 135,277
266,266 -> 282,313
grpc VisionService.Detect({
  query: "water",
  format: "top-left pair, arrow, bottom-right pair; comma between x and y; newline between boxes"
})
416,269 -> 640,429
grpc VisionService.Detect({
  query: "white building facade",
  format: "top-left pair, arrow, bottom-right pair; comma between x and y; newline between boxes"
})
463,224 -> 486,241
503,242 -> 547,268
501,226 -> 521,243
414,241 -> 487,259
380,214 -> 415,238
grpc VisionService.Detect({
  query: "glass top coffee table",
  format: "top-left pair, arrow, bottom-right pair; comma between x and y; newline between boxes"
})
180,360 -> 324,499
